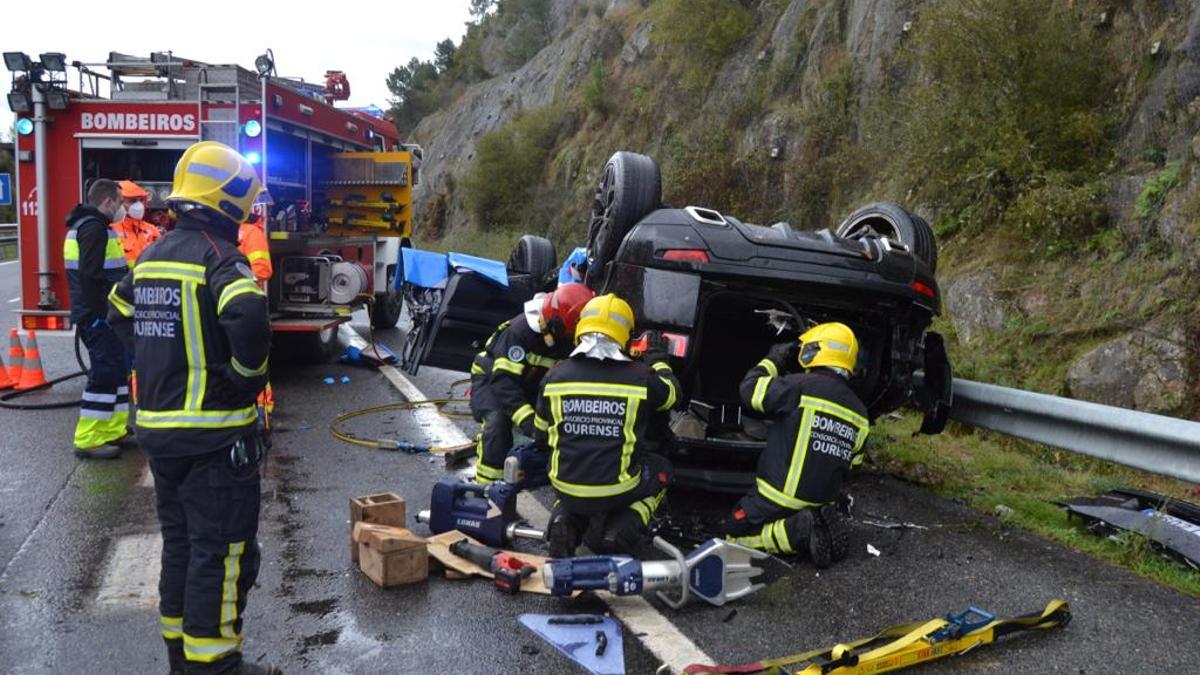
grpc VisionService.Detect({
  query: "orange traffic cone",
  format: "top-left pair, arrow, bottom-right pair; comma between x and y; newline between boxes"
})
7,328 -> 23,383
0,348 -> 15,390
14,330 -> 48,391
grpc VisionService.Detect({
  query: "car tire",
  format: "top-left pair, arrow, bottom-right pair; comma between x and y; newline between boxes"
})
372,263 -> 405,330
584,151 -> 662,290
509,234 -> 558,280
835,202 -> 938,274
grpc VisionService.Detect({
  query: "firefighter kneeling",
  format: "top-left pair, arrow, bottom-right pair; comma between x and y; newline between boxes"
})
722,322 -> 869,568
109,141 -> 278,675
534,294 -> 680,558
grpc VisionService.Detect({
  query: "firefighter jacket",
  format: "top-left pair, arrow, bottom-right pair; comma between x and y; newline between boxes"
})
470,315 -> 565,435
111,216 -> 162,265
534,355 -> 680,500
107,214 -> 271,458
237,221 -> 272,282
65,204 -> 129,324
740,356 -> 870,509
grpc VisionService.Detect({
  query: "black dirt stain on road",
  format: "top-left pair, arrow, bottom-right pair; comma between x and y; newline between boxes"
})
299,629 -> 341,654
291,598 -> 338,617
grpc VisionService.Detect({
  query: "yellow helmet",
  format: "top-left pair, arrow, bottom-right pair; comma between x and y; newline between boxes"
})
167,141 -> 262,224
798,322 -> 859,372
575,294 -> 635,347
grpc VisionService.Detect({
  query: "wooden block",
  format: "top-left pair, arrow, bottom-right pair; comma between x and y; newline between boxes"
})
425,530 -> 559,595
350,492 -> 406,563
353,522 -> 413,546
358,535 -> 427,587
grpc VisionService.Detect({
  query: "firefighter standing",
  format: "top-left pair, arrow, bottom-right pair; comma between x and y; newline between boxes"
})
469,283 -> 594,484
723,322 -> 868,568
65,179 -> 132,458
238,212 -> 274,426
108,141 -> 279,675
112,180 -> 163,265
534,294 -> 680,558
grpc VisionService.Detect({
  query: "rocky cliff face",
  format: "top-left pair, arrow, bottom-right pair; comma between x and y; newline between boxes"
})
406,0 -> 1199,417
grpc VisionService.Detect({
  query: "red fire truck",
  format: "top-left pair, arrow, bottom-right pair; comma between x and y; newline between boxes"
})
9,51 -> 417,359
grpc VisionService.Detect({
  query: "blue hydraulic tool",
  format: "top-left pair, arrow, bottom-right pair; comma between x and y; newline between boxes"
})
542,537 -> 768,609
414,477 -> 544,548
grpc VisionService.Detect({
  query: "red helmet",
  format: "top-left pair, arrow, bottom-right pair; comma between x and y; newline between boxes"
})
541,283 -> 596,340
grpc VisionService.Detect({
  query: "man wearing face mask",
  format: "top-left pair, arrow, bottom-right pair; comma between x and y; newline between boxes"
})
112,180 -> 162,265
64,178 -> 132,458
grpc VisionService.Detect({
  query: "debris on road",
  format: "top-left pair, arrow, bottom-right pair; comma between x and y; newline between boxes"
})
859,517 -> 929,531
682,599 -> 1071,674
1064,488 -> 1200,568
866,544 -> 881,557
519,613 -> 625,675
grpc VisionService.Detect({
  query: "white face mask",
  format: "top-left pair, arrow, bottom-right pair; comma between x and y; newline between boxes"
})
110,204 -> 127,223
127,202 -> 146,220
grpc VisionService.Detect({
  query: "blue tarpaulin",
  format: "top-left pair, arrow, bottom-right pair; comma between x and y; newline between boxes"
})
398,247 -> 510,290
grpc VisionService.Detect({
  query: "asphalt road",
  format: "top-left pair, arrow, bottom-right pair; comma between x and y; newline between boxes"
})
0,257 -> 1197,674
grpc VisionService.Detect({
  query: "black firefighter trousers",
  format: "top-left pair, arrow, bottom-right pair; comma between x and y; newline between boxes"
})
150,438 -> 263,674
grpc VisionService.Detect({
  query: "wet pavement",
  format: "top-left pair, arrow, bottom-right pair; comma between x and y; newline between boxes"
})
1,258 -> 1198,673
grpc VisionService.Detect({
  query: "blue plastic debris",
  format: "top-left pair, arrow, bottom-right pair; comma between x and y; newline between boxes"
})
518,614 -> 624,675
340,376 -> 351,384
323,377 -> 335,385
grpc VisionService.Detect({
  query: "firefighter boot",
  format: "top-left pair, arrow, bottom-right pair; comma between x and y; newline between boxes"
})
165,638 -> 184,675
783,509 -> 830,568
547,504 -> 583,559
817,504 -> 851,563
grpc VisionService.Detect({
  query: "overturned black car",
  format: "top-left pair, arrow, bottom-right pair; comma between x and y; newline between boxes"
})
404,151 -> 952,492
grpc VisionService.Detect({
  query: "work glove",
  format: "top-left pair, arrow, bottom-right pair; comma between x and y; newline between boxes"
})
642,331 -> 671,365
766,341 -> 800,371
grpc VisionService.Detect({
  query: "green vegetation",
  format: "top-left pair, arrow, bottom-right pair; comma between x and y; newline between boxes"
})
584,62 -> 607,116
871,415 -> 1200,596
461,106 -> 573,230
889,0 -> 1116,251
1135,162 -> 1183,220
652,0 -> 753,91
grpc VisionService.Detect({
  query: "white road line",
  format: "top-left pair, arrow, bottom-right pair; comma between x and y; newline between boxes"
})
0,260 -> 19,267
376,363 -> 714,672
95,533 -> 162,609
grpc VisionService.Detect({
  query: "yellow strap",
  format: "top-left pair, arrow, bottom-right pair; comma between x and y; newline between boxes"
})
492,357 -> 526,376
135,261 -> 207,285
246,250 -> 270,262
511,404 -> 535,425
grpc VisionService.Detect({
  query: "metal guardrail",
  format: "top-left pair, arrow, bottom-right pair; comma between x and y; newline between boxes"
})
0,224 -> 16,261
948,378 -> 1200,484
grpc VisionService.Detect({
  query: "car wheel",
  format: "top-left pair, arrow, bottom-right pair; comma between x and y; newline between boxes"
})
836,202 -> 938,274
372,263 -> 405,330
509,234 -> 558,281
584,151 -> 662,290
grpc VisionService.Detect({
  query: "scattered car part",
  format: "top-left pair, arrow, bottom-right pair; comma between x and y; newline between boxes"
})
1063,489 -> 1200,568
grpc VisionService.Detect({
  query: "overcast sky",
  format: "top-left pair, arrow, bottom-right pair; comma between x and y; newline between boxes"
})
1,0 -> 474,139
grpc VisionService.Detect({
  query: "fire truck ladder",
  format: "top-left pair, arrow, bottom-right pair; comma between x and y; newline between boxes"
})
197,71 -> 241,147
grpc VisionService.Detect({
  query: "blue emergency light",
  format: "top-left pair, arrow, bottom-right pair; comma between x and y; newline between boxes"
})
242,119 -> 262,138
15,118 -> 33,135
244,151 -> 261,165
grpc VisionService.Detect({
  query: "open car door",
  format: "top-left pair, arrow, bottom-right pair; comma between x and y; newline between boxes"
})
400,238 -> 557,375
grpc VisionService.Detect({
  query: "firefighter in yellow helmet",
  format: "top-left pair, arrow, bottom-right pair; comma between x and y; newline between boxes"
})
533,294 -> 681,558
722,322 -> 868,568
107,141 -> 279,675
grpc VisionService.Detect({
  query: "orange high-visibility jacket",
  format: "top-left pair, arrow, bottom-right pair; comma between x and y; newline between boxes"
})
111,217 -> 162,265
238,221 -> 272,282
